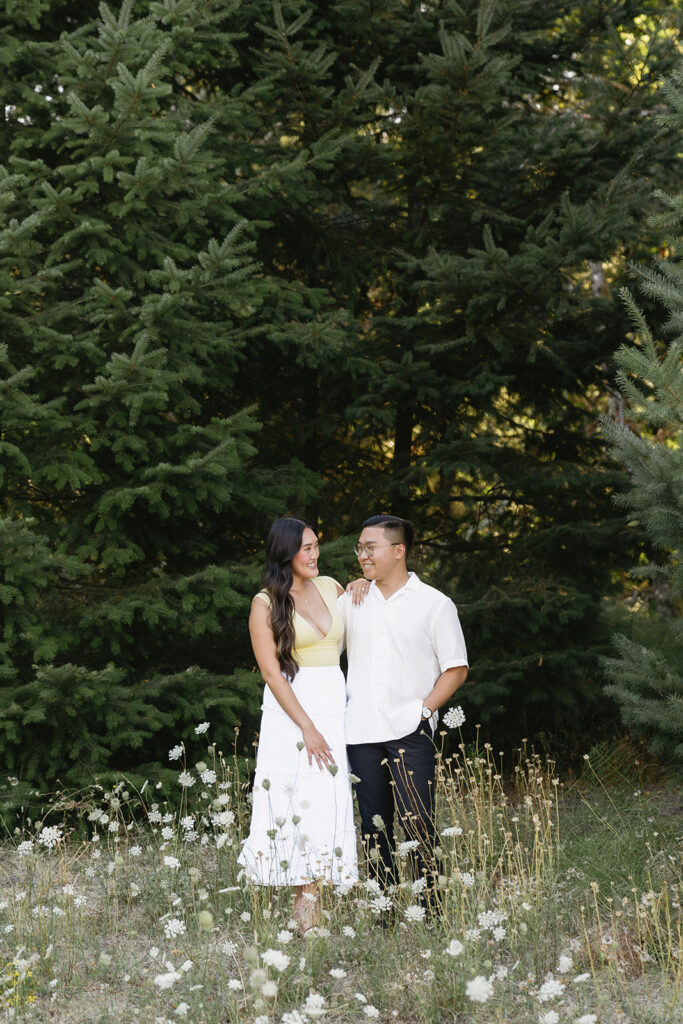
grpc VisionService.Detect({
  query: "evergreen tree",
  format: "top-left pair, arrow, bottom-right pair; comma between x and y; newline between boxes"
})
209,0 -> 682,752
601,70 -> 683,763
0,0 -> 341,788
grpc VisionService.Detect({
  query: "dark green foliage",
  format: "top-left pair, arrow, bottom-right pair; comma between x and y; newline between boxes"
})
2,1 -> 683,791
213,0 -> 682,752
0,0 -> 336,788
601,70 -> 683,764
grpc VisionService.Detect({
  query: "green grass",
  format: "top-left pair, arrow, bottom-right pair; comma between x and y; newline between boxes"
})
0,733 -> 680,1024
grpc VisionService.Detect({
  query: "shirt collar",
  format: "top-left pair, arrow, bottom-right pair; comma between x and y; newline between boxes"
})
370,571 -> 421,601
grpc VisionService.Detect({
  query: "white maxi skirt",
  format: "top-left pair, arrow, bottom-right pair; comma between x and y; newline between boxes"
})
238,665 -> 358,887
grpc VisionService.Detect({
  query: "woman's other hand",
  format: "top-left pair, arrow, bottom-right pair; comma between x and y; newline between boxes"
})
346,578 -> 370,606
301,723 -> 335,771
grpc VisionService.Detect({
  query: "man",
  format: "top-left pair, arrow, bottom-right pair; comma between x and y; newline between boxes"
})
338,514 -> 468,895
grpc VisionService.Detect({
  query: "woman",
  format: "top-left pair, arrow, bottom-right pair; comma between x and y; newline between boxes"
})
238,517 -> 360,933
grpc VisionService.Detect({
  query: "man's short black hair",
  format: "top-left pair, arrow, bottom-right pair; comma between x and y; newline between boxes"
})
361,514 -> 414,556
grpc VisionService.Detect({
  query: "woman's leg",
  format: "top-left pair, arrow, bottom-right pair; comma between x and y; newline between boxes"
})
292,881 -> 320,934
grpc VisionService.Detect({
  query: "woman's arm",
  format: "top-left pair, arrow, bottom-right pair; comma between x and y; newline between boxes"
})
249,597 -> 334,771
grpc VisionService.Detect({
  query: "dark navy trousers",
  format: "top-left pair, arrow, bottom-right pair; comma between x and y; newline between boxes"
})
347,723 -> 436,888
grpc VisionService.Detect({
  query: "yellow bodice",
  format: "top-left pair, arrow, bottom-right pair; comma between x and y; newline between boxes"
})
254,576 -> 343,669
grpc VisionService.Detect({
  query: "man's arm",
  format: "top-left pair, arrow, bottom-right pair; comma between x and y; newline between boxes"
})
422,665 -> 468,716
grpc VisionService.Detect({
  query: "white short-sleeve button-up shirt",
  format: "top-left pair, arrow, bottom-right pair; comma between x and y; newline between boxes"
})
338,572 -> 468,744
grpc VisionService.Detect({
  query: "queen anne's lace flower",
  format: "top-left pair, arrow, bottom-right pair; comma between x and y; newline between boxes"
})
163,918 -> 186,940
303,991 -> 327,1017
445,939 -> 464,957
466,975 -> 494,1003
168,745 -> 184,761
397,839 -> 419,856
153,970 -> 180,989
443,705 -> 465,728
537,977 -> 564,1002
404,905 -> 426,922
178,772 -> 195,788
37,826 -> 63,850
194,722 -> 210,734
262,949 -> 290,972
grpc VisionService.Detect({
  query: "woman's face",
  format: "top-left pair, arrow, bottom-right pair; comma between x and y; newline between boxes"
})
290,527 -> 320,582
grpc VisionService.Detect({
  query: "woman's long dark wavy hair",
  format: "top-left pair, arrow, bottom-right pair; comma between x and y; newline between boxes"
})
262,517 -> 313,681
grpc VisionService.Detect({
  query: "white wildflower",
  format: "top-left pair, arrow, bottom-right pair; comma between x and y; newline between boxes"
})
440,826 -> 463,837
477,909 -> 507,930
129,845 -> 142,857
16,841 -> 34,856
227,979 -> 242,991
282,1013 -> 308,1024
537,977 -> 564,1002
445,939 -> 463,957
397,839 -> 419,856
557,954 -> 573,974
153,971 -> 181,989
163,918 -> 186,940
404,904 -> 426,922
261,979 -> 278,997
178,772 -> 195,788
466,975 -> 494,1003
169,745 -> 184,761
539,1013 -> 559,1024
164,856 -> 180,870
277,929 -> 293,945
442,705 -> 465,728
575,1016 -> 598,1024
460,871 -> 474,887
200,769 -> 217,784
342,925 -> 356,938
194,722 -> 210,734
330,967 -> 347,978
363,1008 -> 380,1019
37,825 -> 63,849
303,991 -> 327,1016
262,949 -> 290,972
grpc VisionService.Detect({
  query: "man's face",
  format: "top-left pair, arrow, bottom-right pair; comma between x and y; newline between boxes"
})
356,526 -> 402,580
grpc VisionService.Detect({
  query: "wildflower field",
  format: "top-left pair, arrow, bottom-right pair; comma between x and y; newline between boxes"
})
1,725 -> 680,1024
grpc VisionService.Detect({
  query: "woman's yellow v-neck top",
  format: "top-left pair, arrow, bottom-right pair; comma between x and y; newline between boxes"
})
254,576 -> 343,668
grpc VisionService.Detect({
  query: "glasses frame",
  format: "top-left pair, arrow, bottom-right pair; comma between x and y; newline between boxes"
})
353,542 -> 402,558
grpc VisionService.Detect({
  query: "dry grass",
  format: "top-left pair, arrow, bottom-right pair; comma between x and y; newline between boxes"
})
0,732 -> 680,1023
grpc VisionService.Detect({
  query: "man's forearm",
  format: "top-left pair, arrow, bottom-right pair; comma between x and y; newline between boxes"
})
423,666 -> 468,714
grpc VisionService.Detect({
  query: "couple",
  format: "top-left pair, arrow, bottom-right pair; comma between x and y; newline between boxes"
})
238,514 -> 468,932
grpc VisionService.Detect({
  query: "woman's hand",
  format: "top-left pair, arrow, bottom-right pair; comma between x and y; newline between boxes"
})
346,577 -> 371,606
301,723 -> 335,771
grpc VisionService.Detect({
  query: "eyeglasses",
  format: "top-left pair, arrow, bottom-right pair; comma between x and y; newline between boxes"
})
353,543 -> 401,558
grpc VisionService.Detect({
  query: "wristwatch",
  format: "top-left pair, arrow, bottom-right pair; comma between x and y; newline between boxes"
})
421,706 -> 433,720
